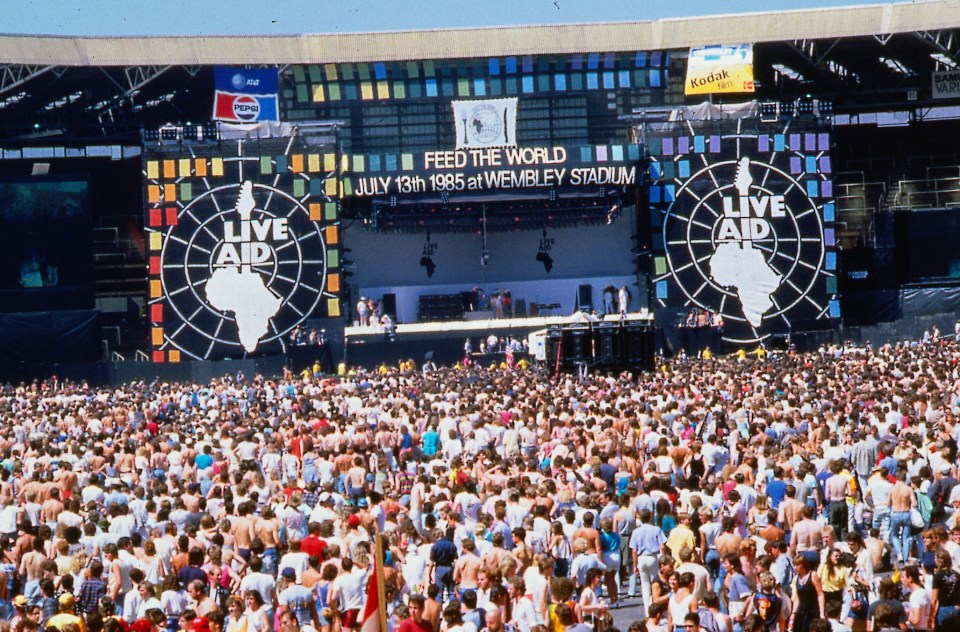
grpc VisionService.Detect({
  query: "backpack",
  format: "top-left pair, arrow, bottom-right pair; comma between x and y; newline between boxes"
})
696,607 -> 721,632
916,490 -> 933,527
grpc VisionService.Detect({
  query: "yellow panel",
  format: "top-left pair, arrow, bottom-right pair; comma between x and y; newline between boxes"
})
325,178 -> 338,196
360,82 -> 374,100
324,64 -> 337,81
309,203 -> 321,221
168,350 -> 181,363
308,154 -> 320,172
376,81 -> 390,99
312,85 -> 325,102
147,185 -> 161,203
292,154 -> 304,173
149,232 -> 162,251
340,155 -> 350,172
194,159 -> 207,177
327,298 -> 341,317
178,158 -> 191,177
162,160 -> 176,179
163,184 -> 176,201
211,158 -> 224,176
327,273 -> 340,293
151,328 -> 164,346
324,154 -> 335,172
149,280 -> 162,298
146,161 -> 159,179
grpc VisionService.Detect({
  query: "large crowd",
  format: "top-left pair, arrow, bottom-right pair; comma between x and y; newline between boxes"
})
2,336 -> 960,632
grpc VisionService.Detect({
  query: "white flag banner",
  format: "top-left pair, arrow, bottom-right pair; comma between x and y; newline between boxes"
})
453,98 -> 518,149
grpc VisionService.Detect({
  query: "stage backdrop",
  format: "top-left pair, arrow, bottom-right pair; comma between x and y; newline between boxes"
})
646,119 -> 838,344
143,136 -> 341,362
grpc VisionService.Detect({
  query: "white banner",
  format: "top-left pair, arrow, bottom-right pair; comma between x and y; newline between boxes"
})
933,70 -> 960,99
453,98 -> 518,149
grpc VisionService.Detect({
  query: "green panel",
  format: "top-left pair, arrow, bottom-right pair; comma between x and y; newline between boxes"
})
342,65 -> 355,80
308,65 -> 322,82
358,64 -> 370,80
328,84 -> 341,100
179,182 -> 192,200
293,66 -> 305,82
352,155 -> 365,172
293,179 -> 305,197
327,249 -> 339,267
401,154 -> 413,170
260,156 -> 273,174
325,203 -> 338,221
654,256 -> 667,276
296,84 -> 308,103
393,81 -> 406,99
457,78 -> 470,96
423,60 -> 435,77
406,61 -> 420,78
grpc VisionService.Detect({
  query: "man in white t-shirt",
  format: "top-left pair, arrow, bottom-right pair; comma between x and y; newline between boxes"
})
901,565 -> 932,632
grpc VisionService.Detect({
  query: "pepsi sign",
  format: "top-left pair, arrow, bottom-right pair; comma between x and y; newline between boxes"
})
213,67 -> 279,123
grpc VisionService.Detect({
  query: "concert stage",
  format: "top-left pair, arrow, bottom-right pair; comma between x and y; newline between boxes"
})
343,311 -> 655,369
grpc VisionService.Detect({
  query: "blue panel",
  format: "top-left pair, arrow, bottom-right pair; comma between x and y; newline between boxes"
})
612,145 -> 624,161
635,52 -> 648,67
369,155 -> 381,171
679,160 -> 690,178
374,63 -> 386,80
650,186 -> 661,203
805,156 -> 817,173
664,184 -> 676,201
656,281 -> 668,299
678,137 -> 689,154
710,135 -> 720,152
806,180 -> 819,197
819,156 -> 832,173
651,51 -> 663,67
619,70 -> 631,87
628,145 -> 641,161
603,52 -> 615,68
587,73 -> 599,89
829,300 -> 841,318
649,70 -> 662,87
555,74 -> 567,91
522,56 -> 534,72
474,79 -> 486,96
425,78 -> 438,97
826,252 -> 837,270
774,134 -> 785,151
505,56 -> 517,74
823,202 -> 835,222
603,71 -> 614,89
662,137 -> 674,155
385,154 -> 398,171
488,58 -> 500,76
571,54 -> 583,71
522,76 -> 534,93
580,147 -> 593,162
275,155 -> 287,172
588,53 -> 599,69
694,136 -> 706,153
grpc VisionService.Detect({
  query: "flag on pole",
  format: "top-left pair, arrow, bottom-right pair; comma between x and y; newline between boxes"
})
360,566 -> 381,632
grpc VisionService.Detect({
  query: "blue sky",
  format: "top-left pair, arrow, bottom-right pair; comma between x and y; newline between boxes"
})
2,0 -> 906,36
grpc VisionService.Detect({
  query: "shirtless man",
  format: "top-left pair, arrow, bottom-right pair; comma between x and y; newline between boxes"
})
231,501 -> 256,561
346,457 -> 367,503
453,539 -> 483,594
40,488 -> 64,530
790,505 -> 822,566
572,512 -> 602,556
256,506 -> 282,575
19,538 -> 48,603
823,461 -> 851,539
715,517 -> 742,563
888,470 -> 916,564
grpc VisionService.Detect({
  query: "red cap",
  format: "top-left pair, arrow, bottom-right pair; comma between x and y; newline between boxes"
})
347,514 -> 361,527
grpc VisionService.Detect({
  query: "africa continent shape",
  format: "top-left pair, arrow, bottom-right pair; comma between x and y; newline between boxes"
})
205,266 -> 282,352
708,241 -> 782,328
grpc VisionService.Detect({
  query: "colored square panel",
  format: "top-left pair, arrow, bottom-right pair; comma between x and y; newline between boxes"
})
150,303 -> 163,323
310,178 -> 323,196
537,74 -> 550,92
648,138 -> 662,156
293,179 -> 305,197
369,155 -> 381,172
162,184 -> 176,201
789,134 -> 800,150
603,71 -> 614,89
406,61 -> 420,78
694,136 -> 705,153
149,256 -> 160,275
710,135 -> 720,152
790,157 -> 802,174
151,328 -> 163,346
823,202 -> 835,222
650,186 -> 661,203
570,74 -> 583,90
401,154 -> 414,170
678,137 -> 689,154
656,281 -> 668,299
678,161 -> 690,179
505,56 -> 517,73
822,180 -> 833,198
146,161 -> 159,179
654,256 -> 667,276
194,159 -> 207,177
488,58 -> 500,76
804,133 -> 816,151
147,185 -> 161,204
165,207 -> 178,226
818,133 -> 830,151
353,155 -> 366,172
377,81 -> 390,99
312,85 -> 325,102
168,350 -> 180,363
664,185 -> 676,201
308,154 -> 320,172
457,78 -> 470,96
824,228 -> 835,246
296,85 -> 308,103
309,203 -> 321,221
619,70 -> 630,87
326,225 -> 339,244
662,138 -> 673,155
555,74 -> 567,91
425,79 -> 438,97
826,252 -> 837,271
148,208 -> 162,227
422,60 -> 435,77
163,160 -> 176,178
324,154 -> 336,172
805,157 -> 817,173
179,183 -> 192,201
325,178 -> 337,196
276,155 -> 288,172
178,158 -> 191,176
292,154 -> 304,173
357,64 -> 370,81
360,83 -> 374,100
328,84 -> 342,100
826,277 -> 838,294
327,273 -> 340,293
758,135 -> 769,152
327,298 -> 341,317
806,180 -> 819,197
612,145 -> 624,161
661,162 -> 675,179
327,249 -> 339,267
649,162 -> 661,179
580,146 -> 592,162
774,135 -> 785,151
587,53 -> 599,70
152,350 -> 165,363
293,66 -> 305,82
325,64 -> 338,81
148,232 -> 162,251
211,158 -> 224,176
596,146 -> 608,162
829,300 -> 841,318
324,203 -> 337,220
522,56 -> 534,72
586,73 -> 598,89
441,79 -> 454,97
341,179 -> 352,196
819,156 -> 832,173
634,70 -> 647,87
649,70 -> 662,87
522,76 -> 534,93
635,52 -> 648,67
628,145 -> 641,161
374,62 -> 386,80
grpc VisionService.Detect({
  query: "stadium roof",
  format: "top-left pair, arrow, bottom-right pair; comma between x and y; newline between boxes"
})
0,0 -> 956,65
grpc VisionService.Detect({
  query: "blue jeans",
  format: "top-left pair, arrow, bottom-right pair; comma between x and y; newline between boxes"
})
937,605 -> 957,630
872,506 -> 891,544
263,547 -> 279,576
890,511 -> 913,563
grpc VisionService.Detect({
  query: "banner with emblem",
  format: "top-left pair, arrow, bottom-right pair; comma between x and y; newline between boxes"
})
685,45 -> 755,95
452,98 -> 518,150
213,67 -> 279,122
